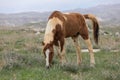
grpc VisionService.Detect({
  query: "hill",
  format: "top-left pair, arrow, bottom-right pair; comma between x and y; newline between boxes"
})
67,4 -> 120,27
0,12 -> 49,27
0,4 -> 120,27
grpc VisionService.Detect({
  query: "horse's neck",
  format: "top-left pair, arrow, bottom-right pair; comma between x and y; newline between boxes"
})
44,33 -> 54,44
45,25 -> 53,35
44,19 -> 56,44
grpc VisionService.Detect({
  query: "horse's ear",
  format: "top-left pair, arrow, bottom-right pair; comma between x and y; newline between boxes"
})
42,41 -> 45,45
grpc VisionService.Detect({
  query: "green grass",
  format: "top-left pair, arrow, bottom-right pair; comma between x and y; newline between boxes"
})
0,51 -> 120,80
0,29 -> 120,80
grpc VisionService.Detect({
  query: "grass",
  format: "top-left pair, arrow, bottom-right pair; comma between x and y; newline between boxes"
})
0,28 -> 120,80
0,51 -> 120,80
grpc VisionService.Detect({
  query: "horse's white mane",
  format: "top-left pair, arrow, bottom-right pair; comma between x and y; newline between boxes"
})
44,17 -> 63,44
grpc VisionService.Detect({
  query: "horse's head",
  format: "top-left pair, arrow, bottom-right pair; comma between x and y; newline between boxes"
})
42,41 -> 54,68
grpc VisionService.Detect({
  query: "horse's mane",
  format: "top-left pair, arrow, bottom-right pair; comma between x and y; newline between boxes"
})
44,12 -> 63,44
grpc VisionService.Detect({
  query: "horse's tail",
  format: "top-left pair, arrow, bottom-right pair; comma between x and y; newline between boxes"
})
83,14 -> 99,44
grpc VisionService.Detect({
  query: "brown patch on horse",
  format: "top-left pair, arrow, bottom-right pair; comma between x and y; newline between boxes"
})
63,13 -> 89,39
52,24 -> 65,52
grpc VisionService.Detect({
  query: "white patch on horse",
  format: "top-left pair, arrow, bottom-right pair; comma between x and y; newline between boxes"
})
44,17 -> 63,44
64,13 -> 70,14
45,49 -> 50,67
63,15 -> 67,21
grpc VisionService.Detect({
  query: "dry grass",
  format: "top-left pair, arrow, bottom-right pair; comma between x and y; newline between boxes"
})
0,27 -> 120,80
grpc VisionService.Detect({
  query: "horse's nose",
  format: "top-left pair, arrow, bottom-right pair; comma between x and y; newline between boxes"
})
46,66 -> 50,69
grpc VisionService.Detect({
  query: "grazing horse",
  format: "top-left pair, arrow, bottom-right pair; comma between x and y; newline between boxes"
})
42,11 -> 99,68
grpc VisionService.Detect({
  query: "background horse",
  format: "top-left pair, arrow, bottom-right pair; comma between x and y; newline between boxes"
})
42,11 -> 99,68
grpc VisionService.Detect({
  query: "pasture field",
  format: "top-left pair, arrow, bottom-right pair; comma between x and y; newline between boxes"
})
0,28 -> 120,80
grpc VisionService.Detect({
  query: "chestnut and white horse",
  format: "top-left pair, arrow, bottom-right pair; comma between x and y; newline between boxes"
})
42,11 -> 99,68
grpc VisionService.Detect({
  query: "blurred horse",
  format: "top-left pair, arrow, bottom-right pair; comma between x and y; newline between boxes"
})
42,11 -> 99,68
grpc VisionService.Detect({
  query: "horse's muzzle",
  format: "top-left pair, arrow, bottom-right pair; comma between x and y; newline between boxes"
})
46,65 -> 50,69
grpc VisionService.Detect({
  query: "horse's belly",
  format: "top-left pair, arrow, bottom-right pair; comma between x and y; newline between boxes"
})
65,29 -> 80,38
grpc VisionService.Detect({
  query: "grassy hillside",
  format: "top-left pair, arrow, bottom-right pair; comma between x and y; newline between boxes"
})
0,27 -> 120,80
0,4 -> 120,27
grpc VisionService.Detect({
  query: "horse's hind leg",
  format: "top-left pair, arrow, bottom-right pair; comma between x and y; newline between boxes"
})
85,38 -> 95,67
80,25 -> 95,67
72,37 -> 82,65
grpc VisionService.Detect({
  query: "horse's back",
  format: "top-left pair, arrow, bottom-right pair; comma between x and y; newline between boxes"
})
48,11 -> 88,38
63,13 -> 87,37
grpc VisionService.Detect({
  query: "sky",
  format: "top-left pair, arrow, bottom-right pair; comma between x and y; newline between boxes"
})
0,0 -> 120,13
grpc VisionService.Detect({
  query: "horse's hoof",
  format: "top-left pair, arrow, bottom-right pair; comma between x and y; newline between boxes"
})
77,61 -> 82,65
90,63 -> 95,68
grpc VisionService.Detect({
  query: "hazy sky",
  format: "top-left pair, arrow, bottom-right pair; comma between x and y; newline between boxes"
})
0,0 -> 120,13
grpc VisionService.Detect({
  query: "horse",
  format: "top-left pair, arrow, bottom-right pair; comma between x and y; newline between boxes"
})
42,11 -> 99,68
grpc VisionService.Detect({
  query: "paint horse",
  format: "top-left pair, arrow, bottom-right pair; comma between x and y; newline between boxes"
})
42,11 -> 99,68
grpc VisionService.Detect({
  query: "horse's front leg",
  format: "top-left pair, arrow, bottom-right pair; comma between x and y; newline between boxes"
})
59,39 -> 67,66
56,41 -> 61,58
